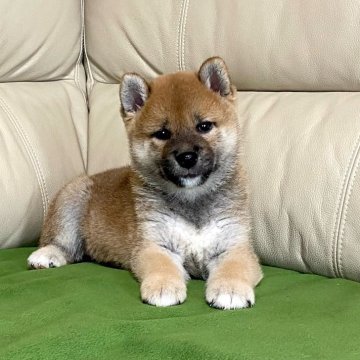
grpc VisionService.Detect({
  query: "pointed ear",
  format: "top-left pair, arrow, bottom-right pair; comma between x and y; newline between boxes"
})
120,73 -> 149,118
198,57 -> 234,97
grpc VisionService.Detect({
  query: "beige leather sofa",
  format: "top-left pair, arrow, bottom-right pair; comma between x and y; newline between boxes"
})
2,0 -> 360,282
3,1 -> 360,359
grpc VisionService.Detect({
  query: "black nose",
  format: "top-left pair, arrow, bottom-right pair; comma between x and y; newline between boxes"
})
175,151 -> 198,169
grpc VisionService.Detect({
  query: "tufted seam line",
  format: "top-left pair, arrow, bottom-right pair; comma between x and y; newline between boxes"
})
176,0 -> 186,71
331,131 -> 360,278
74,0 -> 88,172
74,0 -> 87,105
83,0 -> 94,92
181,0 -> 190,71
0,97 -> 49,219
337,136 -> 360,277
176,0 -> 190,71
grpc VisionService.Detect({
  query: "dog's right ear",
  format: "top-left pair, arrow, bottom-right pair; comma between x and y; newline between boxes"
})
120,73 -> 149,120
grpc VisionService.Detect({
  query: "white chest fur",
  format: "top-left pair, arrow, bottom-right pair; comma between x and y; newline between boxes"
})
142,211 -> 248,278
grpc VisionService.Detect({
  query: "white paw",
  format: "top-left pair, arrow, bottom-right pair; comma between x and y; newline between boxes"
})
141,276 -> 187,307
206,280 -> 255,310
27,245 -> 67,269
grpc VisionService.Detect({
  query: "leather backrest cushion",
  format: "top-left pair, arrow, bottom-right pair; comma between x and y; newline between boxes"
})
0,82 -> 88,248
0,0 -> 87,248
85,0 -> 360,91
0,0 -> 83,82
240,91 -> 360,282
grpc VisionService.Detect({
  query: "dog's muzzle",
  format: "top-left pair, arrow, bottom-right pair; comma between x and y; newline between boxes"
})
161,152 -> 214,188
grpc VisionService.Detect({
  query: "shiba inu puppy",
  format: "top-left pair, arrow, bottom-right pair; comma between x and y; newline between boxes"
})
28,57 -> 263,309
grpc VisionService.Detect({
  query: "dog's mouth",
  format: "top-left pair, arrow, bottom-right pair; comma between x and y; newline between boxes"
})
160,166 -> 212,188
177,174 -> 204,188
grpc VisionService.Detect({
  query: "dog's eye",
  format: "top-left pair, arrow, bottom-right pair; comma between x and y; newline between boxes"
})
151,129 -> 172,140
196,121 -> 214,134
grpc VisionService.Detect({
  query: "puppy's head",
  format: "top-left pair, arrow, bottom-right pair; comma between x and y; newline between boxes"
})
120,57 -> 239,198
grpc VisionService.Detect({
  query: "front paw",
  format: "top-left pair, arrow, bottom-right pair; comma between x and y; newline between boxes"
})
141,275 -> 187,307
27,245 -> 67,269
206,278 -> 255,310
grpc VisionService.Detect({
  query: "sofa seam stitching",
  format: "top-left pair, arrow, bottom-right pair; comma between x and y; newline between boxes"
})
181,0 -> 190,71
0,97 -> 49,219
331,180 -> 345,278
82,0 -> 94,91
176,0 -> 185,71
331,131 -> 360,278
74,0 -> 88,172
337,134 -> 360,277
74,0 -> 87,105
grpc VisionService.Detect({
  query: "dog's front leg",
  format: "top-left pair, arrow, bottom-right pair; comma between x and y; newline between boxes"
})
131,243 -> 188,307
206,243 -> 263,310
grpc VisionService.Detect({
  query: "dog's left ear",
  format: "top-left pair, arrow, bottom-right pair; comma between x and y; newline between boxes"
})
198,57 -> 235,98
120,73 -> 149,119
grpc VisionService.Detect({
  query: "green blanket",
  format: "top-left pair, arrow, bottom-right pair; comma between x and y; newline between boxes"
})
1,248 -> 359,360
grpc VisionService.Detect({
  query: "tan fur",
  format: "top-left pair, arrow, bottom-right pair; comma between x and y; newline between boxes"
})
28,57 -> 263,309
81,168 -> 138,268
132,243 -> 187,306
206,243 -> 263,309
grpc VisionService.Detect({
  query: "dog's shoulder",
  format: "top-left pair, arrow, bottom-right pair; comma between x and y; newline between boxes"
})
90,166 -> 132,189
